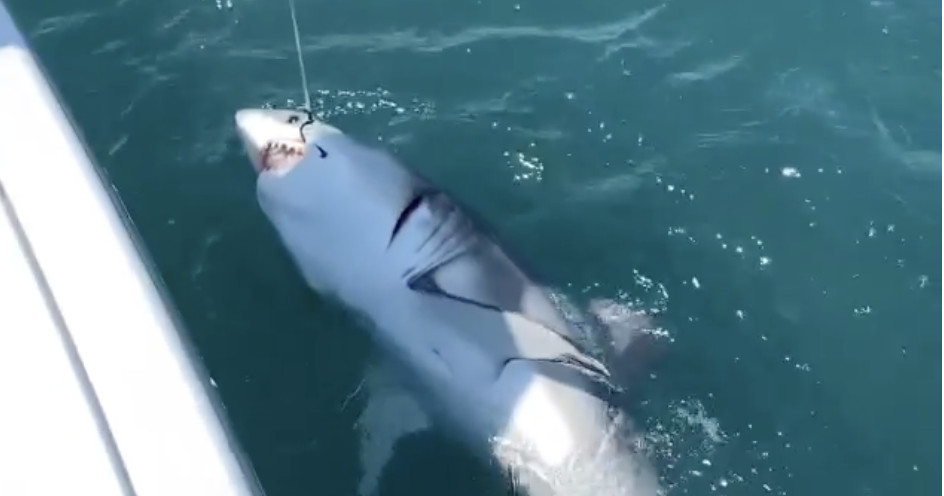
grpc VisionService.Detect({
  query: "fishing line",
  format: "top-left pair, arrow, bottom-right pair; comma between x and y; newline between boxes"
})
288,0 -> 312,112
287,0 -> 315,140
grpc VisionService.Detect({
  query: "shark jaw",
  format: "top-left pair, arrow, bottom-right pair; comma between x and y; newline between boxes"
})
258,138 -> 307,174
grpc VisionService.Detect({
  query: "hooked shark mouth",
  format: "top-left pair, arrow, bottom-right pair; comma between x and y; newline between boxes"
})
260,139 -> 306,172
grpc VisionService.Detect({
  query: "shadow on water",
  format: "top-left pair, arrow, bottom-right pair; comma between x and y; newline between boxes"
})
378,433 -> 509,496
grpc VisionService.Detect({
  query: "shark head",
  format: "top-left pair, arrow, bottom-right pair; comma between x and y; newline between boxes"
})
234,108 -> 340,175
233,107 -> 420,293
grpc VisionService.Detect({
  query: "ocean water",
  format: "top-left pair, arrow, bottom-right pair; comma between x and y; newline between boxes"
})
7,0 -> 940,495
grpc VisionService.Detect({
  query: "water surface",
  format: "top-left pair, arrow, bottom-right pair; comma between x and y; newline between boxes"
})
9,0 -> 940,494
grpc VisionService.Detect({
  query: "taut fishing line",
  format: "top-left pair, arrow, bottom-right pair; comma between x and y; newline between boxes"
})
288,0 -> 312,112
287,0 -> 316,142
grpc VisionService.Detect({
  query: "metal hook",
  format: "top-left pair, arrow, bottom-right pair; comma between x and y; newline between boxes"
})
297,107 -> 315,142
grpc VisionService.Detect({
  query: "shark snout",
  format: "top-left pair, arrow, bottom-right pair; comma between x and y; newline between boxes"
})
235,109 -> 270,171
234,108 -> 308,174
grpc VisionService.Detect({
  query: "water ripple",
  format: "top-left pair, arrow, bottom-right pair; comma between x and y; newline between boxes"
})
227,5 -> 666,57
31,10 -> 100,38
668,54 -> 746,85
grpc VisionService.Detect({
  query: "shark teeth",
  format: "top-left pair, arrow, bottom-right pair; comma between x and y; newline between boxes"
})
260,139 -> 306,172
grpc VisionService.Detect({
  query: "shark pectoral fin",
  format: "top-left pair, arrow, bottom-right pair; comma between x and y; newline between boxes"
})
611,330 -> 665,389
501,312 -> 614,383
589,298 -> 667,392
356,362 -> 431,496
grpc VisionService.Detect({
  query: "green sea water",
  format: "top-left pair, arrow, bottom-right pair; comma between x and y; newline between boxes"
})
7,0 -> 940,495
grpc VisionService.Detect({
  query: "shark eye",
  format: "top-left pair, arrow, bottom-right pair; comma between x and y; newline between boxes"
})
315,145 -> 328,158
287,115 -> 300,124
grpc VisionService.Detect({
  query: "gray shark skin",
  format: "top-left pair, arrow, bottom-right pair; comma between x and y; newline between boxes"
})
234,108 -> 661,496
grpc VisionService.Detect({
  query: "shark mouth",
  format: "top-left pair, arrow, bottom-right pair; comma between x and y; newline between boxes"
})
260,139 -> 306,173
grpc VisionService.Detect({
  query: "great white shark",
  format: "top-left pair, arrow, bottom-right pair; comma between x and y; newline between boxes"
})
234,107 -> 662,496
